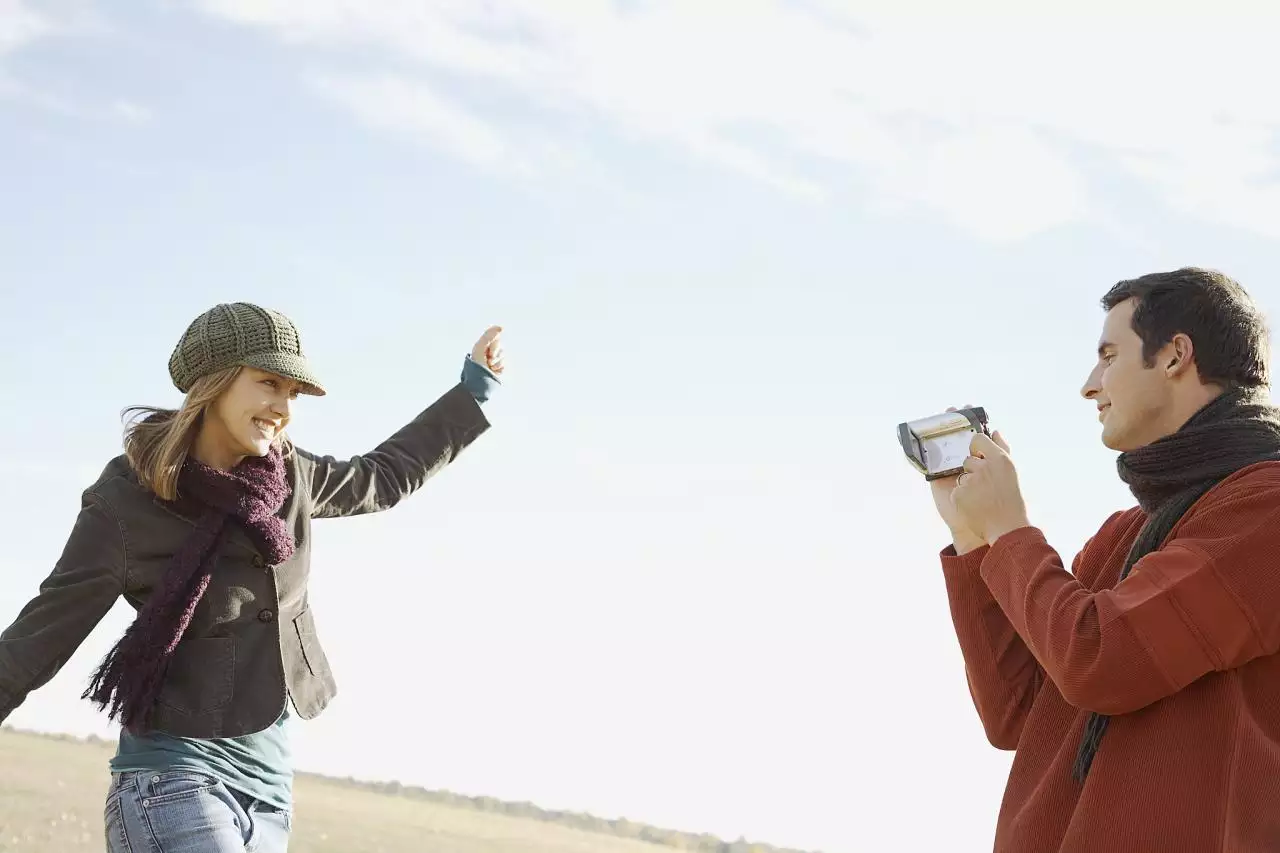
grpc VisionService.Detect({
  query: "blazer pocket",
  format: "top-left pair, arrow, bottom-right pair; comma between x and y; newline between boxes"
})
293,607 -> 331,678
157,637 -> 235,715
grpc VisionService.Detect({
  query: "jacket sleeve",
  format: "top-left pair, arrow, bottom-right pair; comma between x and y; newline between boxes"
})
942,543 -> 1047,750
979,475 -> 1280,716
297,383 -> 491,520
0,491 -> 127,722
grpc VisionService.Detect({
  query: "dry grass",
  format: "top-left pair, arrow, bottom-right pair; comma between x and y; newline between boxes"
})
0,728 -> 682,853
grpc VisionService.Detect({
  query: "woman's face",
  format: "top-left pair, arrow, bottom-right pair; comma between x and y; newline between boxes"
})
199,368 -> 303,468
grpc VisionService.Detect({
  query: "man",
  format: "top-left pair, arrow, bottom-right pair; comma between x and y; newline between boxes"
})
934,268 -> 1280,852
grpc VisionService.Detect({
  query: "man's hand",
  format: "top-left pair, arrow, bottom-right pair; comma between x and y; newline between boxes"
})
471,326 -> 505,376
952,430 -> 1030,545
931,474 -> 986,555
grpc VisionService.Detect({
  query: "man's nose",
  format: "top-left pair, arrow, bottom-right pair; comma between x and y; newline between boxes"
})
1081,366 -> 1101,400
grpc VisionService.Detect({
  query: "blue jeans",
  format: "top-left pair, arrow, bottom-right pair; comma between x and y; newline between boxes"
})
105,770 -> 291,853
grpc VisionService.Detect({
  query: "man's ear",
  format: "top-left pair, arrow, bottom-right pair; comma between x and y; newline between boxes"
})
1165,333 -> 1195,376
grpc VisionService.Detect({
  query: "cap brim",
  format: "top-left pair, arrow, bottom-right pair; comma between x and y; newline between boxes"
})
239,352 -> 326,396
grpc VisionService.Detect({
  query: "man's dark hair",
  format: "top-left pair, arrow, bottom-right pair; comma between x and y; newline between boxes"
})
1102,267 -> 1271,388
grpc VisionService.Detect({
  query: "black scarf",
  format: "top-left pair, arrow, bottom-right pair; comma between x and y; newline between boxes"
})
1072,385 -> 1280,782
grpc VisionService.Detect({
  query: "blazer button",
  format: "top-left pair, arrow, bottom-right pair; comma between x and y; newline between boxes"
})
252,555 -> 266,569
257,609 -> 275,623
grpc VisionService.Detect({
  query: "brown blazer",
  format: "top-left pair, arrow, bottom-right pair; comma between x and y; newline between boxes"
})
0,383 -> 489,738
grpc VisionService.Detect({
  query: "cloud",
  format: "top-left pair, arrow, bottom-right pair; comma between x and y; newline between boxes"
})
0,0 -> 55,111
0,1 -> 152,122
196,0 -> 1280,242
0,0 -> 50,56
308,73 -> 522,172
109,99 -> 154,123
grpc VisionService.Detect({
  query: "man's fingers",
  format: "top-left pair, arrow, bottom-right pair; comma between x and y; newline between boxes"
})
969,432 -> 1004,458
991,430 -> 1010,453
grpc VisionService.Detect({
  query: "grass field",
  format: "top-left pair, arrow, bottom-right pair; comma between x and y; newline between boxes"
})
0,728 -> 797,853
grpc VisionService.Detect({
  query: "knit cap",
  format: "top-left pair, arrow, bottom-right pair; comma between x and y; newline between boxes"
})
168,303 -> 326,396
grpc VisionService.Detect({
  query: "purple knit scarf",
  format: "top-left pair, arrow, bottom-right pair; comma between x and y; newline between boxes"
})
84,446 -> 295,732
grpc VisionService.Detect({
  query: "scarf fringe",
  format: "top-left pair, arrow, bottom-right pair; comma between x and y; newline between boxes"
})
84,527 -> 223,730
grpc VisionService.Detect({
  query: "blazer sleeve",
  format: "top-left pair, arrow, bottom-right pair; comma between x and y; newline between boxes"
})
297,383 -> 491,519
0,491 -> 127,722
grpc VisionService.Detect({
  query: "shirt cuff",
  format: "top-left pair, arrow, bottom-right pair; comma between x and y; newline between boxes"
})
460,355 -> 501,404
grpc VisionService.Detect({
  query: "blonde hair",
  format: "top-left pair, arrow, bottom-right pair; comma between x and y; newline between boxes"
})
123,366 -> 291,501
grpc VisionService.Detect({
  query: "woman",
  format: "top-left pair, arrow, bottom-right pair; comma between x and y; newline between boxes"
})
0,302 -> 505,852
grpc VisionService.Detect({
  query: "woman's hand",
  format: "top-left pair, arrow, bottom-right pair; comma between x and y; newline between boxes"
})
471,326 -> 505,375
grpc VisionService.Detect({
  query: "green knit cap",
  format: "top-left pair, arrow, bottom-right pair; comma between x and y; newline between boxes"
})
168,302 -> 326,396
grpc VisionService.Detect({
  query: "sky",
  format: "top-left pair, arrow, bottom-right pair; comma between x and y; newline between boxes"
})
3,1 -> 1280,851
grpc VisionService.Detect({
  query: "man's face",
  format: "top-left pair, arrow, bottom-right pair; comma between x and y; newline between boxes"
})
1081,299 -> 1175,452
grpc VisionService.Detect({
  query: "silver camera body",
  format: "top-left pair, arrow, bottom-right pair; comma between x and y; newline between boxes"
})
897,407 -> 990,480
